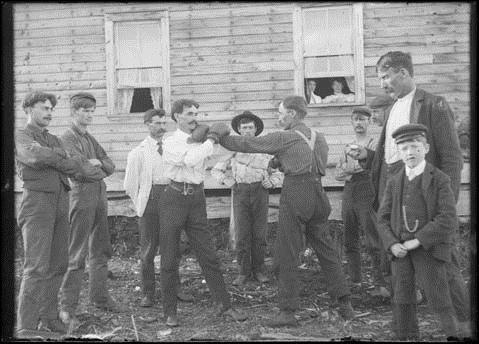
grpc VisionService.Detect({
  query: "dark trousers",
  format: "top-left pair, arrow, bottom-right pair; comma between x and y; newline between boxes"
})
342,180 -> 386,285
275,174 -> 350,312
390,247 -> 457,337
158,184 -> 231,317
60,181 -> 112,312
16,185 -> 70,330
233,182 -> 268,276
379,160 -> 470,323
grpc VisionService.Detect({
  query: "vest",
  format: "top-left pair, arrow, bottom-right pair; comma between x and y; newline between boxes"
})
400,174 -> 428,241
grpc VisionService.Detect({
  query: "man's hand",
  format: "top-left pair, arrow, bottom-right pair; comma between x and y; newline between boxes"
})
262,178 -> 273,189
223,177 -> 235,188
390,243 -> 408,258
188,124 -> 210,143
403,239 -> 421,251
207,123 -> 231,143
346,144 -> 368,160
89,158 -> 102,167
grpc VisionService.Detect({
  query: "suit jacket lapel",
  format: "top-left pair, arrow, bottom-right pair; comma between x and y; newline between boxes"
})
409,88 -> 425,124
421,162 -> 434,197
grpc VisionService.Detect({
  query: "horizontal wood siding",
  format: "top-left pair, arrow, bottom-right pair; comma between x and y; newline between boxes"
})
13,2 -> 470,195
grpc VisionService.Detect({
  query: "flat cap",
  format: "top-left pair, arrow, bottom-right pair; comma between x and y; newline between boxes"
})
392,123 -> 428,144
351,107 -> 372,117
70,92 -> 96,104
369,94 -> 394,109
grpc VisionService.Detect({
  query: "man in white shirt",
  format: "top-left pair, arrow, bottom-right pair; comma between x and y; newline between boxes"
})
124,109 -> 192,308
158,99 -> 247,327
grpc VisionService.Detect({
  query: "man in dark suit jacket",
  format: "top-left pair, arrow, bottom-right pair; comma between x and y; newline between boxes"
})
377,123 -> 463,340
349,51 -> 469,336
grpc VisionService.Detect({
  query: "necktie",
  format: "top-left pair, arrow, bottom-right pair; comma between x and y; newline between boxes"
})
157,141 -> 163,155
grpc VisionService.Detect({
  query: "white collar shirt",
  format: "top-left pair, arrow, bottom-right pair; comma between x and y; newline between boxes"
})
145,135 -> 170,185
384,87 -> 417,164
405,159 -> 426,181
162,128 -> 214,184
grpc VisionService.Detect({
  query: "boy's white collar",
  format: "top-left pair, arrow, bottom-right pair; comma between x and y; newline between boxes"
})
405,160 -> 426,180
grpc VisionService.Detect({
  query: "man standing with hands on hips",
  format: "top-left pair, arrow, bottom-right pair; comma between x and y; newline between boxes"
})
158,99 -> 248,327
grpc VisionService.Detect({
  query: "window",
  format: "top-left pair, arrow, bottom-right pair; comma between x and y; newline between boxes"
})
293,4 -> 365,107
105,12 -> 170,115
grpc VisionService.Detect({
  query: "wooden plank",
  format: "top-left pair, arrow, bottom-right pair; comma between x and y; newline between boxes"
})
169,42 -> 292,59
365,44 -> 468,57
14,35 -> 106,48
364,24 -> 469,39
15,61 -> 105,74
364,13 -> 470,28
171,61 -> 294,76
15,80 -> 106,93
171,32 -> 292,49
365,72 -> 469,87
433,53 -> 470,64
14,70 -> 107,83
364,63 -> 470,76
171,70 -> 294,86
14,26 -> 104,40
13,16 -> 105,30
171,90 -> 292,103
171,80 -> 293,94
170,13 -> 292,30
364,54 -> 433,67
14,52 -> 105,67
365,33 -> 470,47
14,44 -> 106,58
364,3 -> 470,18
170,52 -> 293,69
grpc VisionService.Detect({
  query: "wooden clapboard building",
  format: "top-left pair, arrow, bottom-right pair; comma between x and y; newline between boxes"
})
13,2 -> 471,219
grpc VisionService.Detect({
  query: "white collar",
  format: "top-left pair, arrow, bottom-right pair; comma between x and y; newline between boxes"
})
174,128 -> 191,138
405,159 -> 426,180
396,87 -> 416,103
145,135 -> 160,146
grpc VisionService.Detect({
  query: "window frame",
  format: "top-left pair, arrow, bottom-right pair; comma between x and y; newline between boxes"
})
104,11 -> 171,116
293,3 -> 365,107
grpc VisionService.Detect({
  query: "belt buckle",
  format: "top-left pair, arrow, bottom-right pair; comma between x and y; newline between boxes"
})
183,183 -> 194,195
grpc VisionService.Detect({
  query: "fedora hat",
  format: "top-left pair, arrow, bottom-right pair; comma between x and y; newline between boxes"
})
231,111 -> 264,136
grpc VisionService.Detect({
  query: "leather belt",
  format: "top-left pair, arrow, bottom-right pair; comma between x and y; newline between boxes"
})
169,180 -> 203,195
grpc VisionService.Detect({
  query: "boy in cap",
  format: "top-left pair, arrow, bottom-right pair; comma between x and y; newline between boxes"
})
335,107 -> 389,297
377,123 -> 465,340
59,92 -> 118,327
211,111 -> 283,285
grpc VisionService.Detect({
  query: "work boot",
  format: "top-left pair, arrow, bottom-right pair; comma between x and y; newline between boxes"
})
264,310 -> 298,327
140,295 -> 155,307
38,318 -> 67,334
166,315 -> 179,327
232,274 -> 248,286
337,296 -> 355,320
177,290 -> 194,302
221,308 -> 248,322
254,272 -> 270,283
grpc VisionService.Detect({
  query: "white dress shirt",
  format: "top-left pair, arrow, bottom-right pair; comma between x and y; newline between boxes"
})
405,159 -> 426,181
124,135 -> 170,217
384,87 -> 416,164
162,129 -> 214,184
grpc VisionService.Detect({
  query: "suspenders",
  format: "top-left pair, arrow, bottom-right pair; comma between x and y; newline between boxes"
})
294,129 -> 325,176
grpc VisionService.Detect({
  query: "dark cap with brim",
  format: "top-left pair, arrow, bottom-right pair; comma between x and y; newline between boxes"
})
70,92 -> 96,104
231,111 -> 264,136
351,107 -> 372,117
392,123 -> 428,144
369,94 -> 394,109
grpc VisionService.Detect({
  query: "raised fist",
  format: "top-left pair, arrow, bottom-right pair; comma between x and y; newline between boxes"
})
188,124 -> 210,143
207,122 -> 231,143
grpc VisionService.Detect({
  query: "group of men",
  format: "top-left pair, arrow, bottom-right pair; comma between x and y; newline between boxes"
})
14,50 -> 471,340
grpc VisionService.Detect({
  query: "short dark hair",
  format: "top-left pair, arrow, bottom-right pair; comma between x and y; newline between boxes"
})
70,92 -> 96,111
281,96 -> 308,119
22,91 -> 57,112
170,99 -> 199,121
376,51 -> 414,77
143,108 -> 166,123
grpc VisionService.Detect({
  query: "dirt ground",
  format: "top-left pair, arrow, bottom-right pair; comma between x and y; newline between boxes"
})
14,218 -> 473,341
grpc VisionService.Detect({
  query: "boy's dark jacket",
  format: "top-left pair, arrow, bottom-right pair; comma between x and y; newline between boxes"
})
377,162 -> 458,263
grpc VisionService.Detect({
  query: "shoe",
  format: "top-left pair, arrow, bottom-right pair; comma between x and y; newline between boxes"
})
177,290 -> 194,302
222,307 -> 248,322
232,274 -> 248,286
16,328 -> 64,340
38,318 -> 67,334
59,310 -> 80,332
254,272 -> 270,283
337,298 -> 355,320
140,295 -> 155,307
416,289 -> 423,304
264,311 -> 298,327
166,315 -> 179,327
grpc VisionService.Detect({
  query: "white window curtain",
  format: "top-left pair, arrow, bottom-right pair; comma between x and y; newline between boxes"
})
150,87 -> 162,109
117,88 -> 135,113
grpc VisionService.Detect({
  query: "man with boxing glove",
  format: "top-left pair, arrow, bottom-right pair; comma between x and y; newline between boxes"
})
158,99 -> 247,327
